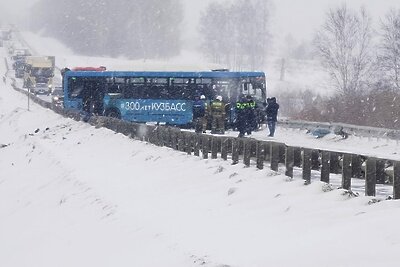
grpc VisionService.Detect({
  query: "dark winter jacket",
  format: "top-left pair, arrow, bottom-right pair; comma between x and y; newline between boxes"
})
193,99 -> 206,118
266,97 -> 279,122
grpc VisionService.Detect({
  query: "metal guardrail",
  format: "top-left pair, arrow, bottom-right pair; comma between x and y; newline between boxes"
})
5,37 -> 400,200
279,119 -> 400,140
10,81 -> 400,200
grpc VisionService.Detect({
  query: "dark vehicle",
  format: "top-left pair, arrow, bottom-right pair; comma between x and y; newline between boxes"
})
51,87 -> 64,108
13,59 -> 25,78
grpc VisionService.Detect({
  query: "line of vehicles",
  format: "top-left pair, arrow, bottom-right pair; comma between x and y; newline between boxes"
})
4,32 -> 63,108
10,50 -> 55,95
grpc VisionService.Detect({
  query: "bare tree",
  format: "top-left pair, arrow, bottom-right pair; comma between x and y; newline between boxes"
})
198,2 -> 231,65
379,8 -> 400,91
199,0 -> 271,70
314,4 -> 374,96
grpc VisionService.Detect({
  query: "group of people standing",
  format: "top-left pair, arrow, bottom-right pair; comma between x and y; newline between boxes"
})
192,94 -> 279,138
192,94 -> 226,134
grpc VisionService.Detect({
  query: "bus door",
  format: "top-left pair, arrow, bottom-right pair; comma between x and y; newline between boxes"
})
82,79 -> 105,115
65,77 -> 84,110
66,77 -> 105,114
241,77 -> 267,124
211,78 -> 240,126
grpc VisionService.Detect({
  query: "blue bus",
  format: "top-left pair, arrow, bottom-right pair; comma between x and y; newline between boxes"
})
62,70 -> 267,127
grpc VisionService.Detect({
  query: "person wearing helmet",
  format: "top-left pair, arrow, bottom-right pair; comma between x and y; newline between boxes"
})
210,95 -> 225,134
193,94 -> 207,133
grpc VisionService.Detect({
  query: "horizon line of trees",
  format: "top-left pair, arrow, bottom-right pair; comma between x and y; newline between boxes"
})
29,0 -> 183,59
27,1 -> 400,129
198,0 -> 271,71
296,4 -> 400,129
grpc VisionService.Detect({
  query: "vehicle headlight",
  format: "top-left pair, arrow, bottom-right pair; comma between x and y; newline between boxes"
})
53,97 -> 59,101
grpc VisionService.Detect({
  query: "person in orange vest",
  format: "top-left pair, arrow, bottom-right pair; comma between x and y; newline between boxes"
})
210,95 -> 225,134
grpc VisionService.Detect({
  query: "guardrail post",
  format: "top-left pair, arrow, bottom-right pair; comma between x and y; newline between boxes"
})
293,147 -> 302,167
130,123 -> 139,140
351,155 -> 362,178
270,142 -> 280,171
202,136 -> 209,159
264,142 -> 271,162
221,138 -> 228,161
146,125 -> 154,142
177,132 -> 185,152
164,127 -> 171,147
376,160 -> 386,184
285,146 -> 294,178
211,136 -> 218,159
243,140 -> 252,167
330,152 -> 341,174
302,148 -> 312,184
311,150 -> 320,170
171,129 -> 178,150
321,151 -> 330,183
155,126 -> 162,146
238,139 -> 244,156
365,157 -> 377,196
193,134 -> 200,156
342,153 -> 352,190
393,161 -> 400,199
161,127 -> 167,147
256,141 -> 265,170
185,133 -> 192,155
232,139 -> 239,165
157,127 -> 164,147
279,144 -> 286,163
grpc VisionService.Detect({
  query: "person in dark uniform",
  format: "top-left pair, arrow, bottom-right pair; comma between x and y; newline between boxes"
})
245,95 -> 257,135
192,94 -> 207,133
236,94 -> 248,138
200,95 -> 209,133
266,97 -> 279,137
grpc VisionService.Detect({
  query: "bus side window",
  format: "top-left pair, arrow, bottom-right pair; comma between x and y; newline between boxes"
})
160,86 -> 169,99
126,85 -> 134,99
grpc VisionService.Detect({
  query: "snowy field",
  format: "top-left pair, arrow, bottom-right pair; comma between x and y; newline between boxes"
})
2,36 -> 400,267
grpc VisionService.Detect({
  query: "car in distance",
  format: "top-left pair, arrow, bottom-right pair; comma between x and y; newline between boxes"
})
31,83 -> 52,95
51,87 -> 64,108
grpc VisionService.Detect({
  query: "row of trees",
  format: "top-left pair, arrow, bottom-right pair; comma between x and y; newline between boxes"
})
29,0 -> 272,69
288,5 -> 400,129
27,1 -> 400,128
198,0 -> 271,71
29,0 -> 183,59
314,5 -> 400,96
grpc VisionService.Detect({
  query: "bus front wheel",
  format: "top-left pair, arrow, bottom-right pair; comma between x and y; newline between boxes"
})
105,109 -> 121,119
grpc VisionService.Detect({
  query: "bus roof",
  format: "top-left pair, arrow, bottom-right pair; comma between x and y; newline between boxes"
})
64,70 -> 266,79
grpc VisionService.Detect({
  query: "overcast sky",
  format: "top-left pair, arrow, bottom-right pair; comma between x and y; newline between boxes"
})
182,0 -> 400,43
3,0 -> 400,45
